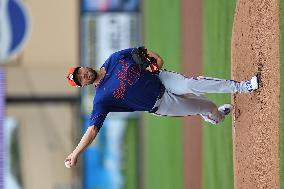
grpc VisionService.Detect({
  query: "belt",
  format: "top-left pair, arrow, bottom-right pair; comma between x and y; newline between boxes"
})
149,84 -> 165,113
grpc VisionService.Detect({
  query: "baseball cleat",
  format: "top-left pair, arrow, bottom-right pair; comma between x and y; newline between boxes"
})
240,76 -> 258,92
218,104 -> 233,115
200,113 -> 223,125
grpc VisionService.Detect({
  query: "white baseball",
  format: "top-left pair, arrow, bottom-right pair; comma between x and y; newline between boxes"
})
65,160 -> 71,168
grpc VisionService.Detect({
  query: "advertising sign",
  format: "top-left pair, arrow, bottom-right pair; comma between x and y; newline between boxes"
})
81,0 -> 139,12
81,13 -> 141,69
0,0 -> 31,63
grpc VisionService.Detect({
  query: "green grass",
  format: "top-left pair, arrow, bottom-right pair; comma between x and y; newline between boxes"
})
280,0 -> 284,187
203,0 -> 236,189
144,0 -> 184,189
123,119 -> 139,189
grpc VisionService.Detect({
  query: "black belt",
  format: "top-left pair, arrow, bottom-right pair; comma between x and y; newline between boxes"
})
149,84 -> 165,113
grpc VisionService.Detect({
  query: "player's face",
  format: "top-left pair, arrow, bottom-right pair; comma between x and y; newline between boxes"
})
75,67 -> 97,87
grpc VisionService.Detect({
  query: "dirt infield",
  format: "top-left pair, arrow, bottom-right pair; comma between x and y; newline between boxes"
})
231,0 -> 280,188
182,0 -> 203,188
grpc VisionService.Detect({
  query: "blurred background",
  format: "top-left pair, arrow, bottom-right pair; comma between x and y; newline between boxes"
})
0,0 -> 238,189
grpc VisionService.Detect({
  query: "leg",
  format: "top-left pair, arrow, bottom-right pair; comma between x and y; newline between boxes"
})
152,91 -> 225,125
158,70 -> 255,95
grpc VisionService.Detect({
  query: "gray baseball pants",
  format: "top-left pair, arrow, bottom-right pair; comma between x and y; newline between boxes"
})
152,70 -> 240,124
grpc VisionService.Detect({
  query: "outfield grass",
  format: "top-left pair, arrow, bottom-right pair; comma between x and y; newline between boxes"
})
123,119 -> 138,189
143,0 -> 184,189
280,0 -> 284,187
203,0 -> 236,189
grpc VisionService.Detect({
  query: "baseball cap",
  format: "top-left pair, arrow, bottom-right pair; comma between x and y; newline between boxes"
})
66,67 -> 81,87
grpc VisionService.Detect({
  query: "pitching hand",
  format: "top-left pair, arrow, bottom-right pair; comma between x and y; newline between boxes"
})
64,153 -> 78,168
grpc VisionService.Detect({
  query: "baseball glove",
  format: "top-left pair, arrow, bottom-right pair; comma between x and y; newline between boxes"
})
131,46 -> 160,74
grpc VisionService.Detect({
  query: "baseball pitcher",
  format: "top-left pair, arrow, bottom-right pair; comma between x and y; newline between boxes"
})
64,47 -> 259,168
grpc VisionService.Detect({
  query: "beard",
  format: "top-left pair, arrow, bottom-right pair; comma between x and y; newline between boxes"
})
87,68 -> 97,84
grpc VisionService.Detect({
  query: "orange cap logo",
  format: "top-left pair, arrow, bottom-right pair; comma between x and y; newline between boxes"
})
66,67 -> 80,87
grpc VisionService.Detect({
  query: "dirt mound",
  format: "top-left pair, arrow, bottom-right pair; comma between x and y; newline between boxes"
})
231,0 -> 280,188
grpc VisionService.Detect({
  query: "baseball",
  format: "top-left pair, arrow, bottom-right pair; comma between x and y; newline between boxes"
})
65,160 -> 71,168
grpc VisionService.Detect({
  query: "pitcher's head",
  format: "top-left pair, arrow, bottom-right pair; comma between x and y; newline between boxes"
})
66,67 -> 97,87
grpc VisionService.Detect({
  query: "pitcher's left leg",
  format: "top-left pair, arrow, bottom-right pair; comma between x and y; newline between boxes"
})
158,70 -> 258,95
158,70 -> 241,95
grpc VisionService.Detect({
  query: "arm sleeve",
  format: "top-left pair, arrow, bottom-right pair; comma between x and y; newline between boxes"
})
88,104 -> 108,131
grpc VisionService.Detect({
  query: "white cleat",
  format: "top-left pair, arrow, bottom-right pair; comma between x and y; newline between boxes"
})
240,76 -> 259,92
218,104 -> 233,115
